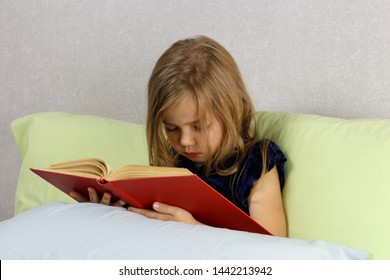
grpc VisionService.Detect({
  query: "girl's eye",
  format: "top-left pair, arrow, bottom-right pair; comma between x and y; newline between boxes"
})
165,126 -> 177,133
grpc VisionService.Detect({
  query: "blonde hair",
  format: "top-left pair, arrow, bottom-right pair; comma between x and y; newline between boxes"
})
147,35 -> 266,176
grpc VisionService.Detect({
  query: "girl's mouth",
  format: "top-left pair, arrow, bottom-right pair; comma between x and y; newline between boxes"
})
184,152 -> 201,159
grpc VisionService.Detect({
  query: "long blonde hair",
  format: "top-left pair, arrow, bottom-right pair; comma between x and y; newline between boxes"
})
147,35 -> 265,176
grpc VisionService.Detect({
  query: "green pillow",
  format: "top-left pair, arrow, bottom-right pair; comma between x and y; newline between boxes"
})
12,111 -> 390,259
11,112 -> 149,215
256,111 -> 390,260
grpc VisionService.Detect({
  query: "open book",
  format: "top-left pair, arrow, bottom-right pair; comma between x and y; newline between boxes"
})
31,158 -> 271,235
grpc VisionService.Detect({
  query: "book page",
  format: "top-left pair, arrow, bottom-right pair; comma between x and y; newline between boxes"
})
108,165 -> 192,181
48,158 -> 109,178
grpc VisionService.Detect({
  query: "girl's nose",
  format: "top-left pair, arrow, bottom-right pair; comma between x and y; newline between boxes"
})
180,130 -> 195,147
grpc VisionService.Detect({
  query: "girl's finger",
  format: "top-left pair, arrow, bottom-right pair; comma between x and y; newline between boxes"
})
100,192 -> 112,205
87,187 -> 99,203
113,200 -> 126,207
128,206 -> 171,221
69,191 -> 88,202
153,202 -> 180,216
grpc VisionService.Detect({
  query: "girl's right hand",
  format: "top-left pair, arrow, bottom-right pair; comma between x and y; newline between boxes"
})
69,187 -> 126,207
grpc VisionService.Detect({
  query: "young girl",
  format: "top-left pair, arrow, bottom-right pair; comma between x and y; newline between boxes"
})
71,35 -> 287,237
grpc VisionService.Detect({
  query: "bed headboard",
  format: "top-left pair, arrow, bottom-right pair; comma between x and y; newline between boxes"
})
1,0 -> 389,221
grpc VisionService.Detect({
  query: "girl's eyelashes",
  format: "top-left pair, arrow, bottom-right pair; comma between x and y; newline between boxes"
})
163,122 -> 211,132
164,126 -> 178,133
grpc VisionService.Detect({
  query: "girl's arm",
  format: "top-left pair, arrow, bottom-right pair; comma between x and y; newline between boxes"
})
248,166 -> 287,237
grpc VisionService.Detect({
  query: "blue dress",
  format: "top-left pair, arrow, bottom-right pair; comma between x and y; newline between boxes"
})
176,140 -> 287,214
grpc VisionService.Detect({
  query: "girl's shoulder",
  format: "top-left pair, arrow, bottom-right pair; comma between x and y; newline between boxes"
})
248,140 -> 286,165
244,139 -> 287,186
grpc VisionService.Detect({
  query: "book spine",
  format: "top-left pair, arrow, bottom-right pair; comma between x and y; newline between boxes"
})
98,179 -> 144,208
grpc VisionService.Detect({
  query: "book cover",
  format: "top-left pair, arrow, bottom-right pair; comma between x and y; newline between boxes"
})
31,167 -> 272,235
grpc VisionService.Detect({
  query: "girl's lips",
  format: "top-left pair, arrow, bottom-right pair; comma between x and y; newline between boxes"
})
184,152 -> 201,159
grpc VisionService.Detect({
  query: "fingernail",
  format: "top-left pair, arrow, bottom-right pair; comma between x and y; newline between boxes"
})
153,202 -> 160,209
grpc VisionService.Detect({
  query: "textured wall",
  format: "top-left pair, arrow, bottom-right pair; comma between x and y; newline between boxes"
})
1,0 -> 389,220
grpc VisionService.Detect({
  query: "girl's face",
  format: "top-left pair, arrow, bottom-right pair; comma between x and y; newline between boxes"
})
163,95 -> 223,164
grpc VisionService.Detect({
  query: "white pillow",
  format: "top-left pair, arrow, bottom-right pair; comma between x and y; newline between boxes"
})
0,202 -> 369,260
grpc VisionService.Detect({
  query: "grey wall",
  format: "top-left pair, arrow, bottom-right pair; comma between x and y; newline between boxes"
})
1,0 -> 390,221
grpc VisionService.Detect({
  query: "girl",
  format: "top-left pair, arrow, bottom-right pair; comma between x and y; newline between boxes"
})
71,35 -> 287,237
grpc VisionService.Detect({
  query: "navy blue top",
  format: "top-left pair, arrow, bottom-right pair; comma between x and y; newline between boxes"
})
176,140 -> 287,214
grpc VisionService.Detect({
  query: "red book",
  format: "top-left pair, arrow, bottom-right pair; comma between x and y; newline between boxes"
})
30,158 -> 271,235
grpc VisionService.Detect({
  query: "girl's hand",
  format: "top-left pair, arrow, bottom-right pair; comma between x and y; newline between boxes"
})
129,202 -> 202,225
69,187 -> 126,207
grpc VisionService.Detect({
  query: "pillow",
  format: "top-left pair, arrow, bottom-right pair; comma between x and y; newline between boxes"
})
11,112 -> 149,214
0,202 -> 369,260
256,111 -> 390,260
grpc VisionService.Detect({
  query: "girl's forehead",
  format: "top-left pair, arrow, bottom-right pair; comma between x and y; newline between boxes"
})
162,91 -> 217,124
163,97 -> 199,124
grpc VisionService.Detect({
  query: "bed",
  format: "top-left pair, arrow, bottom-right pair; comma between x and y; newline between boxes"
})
1,111 -> 389,260
1,1 -> 389,260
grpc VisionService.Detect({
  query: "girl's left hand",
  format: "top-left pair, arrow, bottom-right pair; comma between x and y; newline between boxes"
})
128,202 -> 202,225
